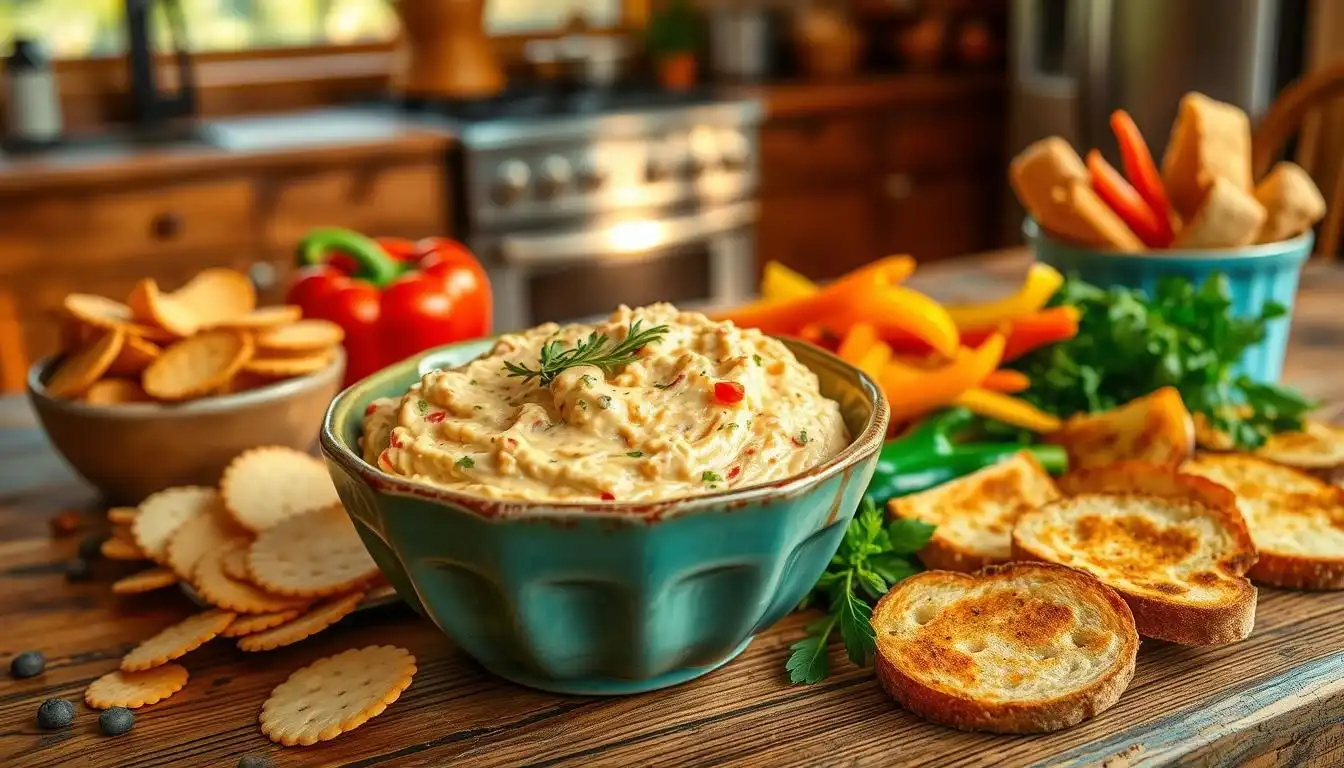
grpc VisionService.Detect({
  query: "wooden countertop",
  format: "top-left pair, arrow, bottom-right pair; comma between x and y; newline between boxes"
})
2,250 -> 1342,767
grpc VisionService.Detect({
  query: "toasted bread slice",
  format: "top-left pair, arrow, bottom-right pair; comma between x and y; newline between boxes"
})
1172,176 -> 1267,248
1048,387 -> 1195,471
873,562 -> 1138,733
1011,137 -> 1144,251
1016,463 -> 1258,645
1255,162 -> 1326,244
888,452 -> 1059,572
1182,453 -> 1344,590
1255,421 -> 1344,471
1162,93 -> 1254,221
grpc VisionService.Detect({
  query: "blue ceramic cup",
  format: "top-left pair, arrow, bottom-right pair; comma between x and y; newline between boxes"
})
1026,220 -> 1313,383
320,337 -> 889,695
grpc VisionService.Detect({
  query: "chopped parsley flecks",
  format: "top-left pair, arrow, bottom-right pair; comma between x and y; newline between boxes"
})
455,456 -> 475,469
794,429 -> 811,446
702,470 -> 722,483
415,399 -> 430,416
598,395 -> 612,409
626,451 -> 644,458
580,374 -> 595,388
718,422 -> 738,432
577,399 -> 588,411
753,354 -> 763,366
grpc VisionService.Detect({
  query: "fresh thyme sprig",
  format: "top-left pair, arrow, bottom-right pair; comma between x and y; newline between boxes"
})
502,320 -> 669,387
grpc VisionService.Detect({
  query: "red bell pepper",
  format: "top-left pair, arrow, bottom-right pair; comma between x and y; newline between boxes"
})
1086,150 -> 1169,248
1110,110 -> 1175,245
286,227 -> 492,385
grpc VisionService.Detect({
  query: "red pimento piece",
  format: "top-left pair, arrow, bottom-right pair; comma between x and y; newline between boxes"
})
600,491 -> 615,501
390,434 -> 404,449
713,381 -> 745,405
378,449 -> 393,470
728,465 -> 741,480
365,403 -> 378,416
504,437 -> 517,449
426,411 -> 445,423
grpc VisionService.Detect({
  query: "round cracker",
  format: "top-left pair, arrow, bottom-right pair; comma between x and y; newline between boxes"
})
219,610 -> 302,638
175,268 -> 257,328
242,349 -> 336,379
221,546 -> 253,582
216,305 -> 303,329
86,664 -> 189,709
107,506 -> 139,525
59,316 -> 99,353
165,500 -> 247,581
221,447 -> 341,532
259,645 -> 415,746
84,378 -> 154,405
101,537 -> 147,561
112,568 -> 179,595
106,334 -> 162,376
254,319 -> 344,352
248,504 -> 379,598
64,294 -> 134,329
121,610 -> 236,672
45,328 -> 125,398
134,486 -> 218,565
194,543 -> 310,615
128,277 -> 201,337
143,329 -> 254,401
237,592 -> 365,652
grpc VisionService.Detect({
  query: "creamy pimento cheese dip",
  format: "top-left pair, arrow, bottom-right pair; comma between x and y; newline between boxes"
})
360,303 -> 849,502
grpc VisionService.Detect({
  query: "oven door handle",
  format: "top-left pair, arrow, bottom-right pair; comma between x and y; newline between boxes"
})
497,201 -> 758,266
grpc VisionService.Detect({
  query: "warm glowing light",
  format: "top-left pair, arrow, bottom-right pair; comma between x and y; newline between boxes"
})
606,220 -> 662,252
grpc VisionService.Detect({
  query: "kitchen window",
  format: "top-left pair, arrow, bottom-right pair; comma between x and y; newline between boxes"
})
0,1 -> 623,59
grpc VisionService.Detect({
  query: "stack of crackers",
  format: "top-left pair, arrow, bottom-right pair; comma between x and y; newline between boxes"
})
49,267 -> 344,404
90,445 -> 414,747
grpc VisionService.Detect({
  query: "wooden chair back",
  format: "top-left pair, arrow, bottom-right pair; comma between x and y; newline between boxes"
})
1253,60 -> 1344,259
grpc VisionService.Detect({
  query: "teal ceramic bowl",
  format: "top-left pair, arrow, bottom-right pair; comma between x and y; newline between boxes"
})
320,337 -> 889,695
1027,220 -> 1312,383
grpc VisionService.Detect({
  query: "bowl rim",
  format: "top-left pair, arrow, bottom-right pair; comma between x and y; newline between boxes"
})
320,335 -> 891,521
26,346 -> 346,419
1024,218 -> 1314,261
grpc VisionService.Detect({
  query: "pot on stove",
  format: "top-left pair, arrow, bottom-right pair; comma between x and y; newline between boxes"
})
393,0 -> 505,99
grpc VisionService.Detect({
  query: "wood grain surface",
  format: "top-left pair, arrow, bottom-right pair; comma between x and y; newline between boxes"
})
2,251 -> 1343,768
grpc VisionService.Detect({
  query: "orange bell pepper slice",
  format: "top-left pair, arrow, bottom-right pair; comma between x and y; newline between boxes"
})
882,333 -> 1005,424
1111,110 -> 1175,246
981,369 -> 1031,394
955,387 -> 1062,433
961,306 -> 1081,362
837,322 -> 878,364
943,263 -> 1064,330
1087,150 -> 1169,248
856,340 -> 892,381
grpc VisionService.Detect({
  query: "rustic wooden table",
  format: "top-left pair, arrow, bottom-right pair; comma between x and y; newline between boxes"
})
2,252 -> 1343,768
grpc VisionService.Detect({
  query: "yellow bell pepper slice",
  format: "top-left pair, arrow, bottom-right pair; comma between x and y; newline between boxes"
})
762,262 -> 820,302
882,333 -> 1005,424
837,323 -> 878,363
954,387 -> 1062,433
856,341 -> 892,381
945,263 -> 1064,330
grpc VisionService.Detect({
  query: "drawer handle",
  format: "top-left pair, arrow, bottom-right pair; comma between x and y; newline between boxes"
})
150,212 -> 182,241
885,174 -> 913,200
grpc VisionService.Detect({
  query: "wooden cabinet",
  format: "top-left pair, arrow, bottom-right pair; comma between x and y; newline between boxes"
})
0,140 -> 449,367
756,76 -> 1007,279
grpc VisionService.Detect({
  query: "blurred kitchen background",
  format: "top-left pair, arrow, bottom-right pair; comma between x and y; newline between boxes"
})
1,0 -> 1342,391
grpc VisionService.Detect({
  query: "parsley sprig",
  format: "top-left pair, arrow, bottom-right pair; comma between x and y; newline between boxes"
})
502,320 -> 669,387
1008,275 -> 1316,450
786,499 -> 933,684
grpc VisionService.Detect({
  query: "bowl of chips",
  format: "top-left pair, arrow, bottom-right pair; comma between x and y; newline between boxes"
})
26,268 -> 347,504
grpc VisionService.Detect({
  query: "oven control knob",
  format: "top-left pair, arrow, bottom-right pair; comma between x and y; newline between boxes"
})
493,160 -> 530,205
719,129 -> 751,170
576,156 -> 608,190
688,126 -> 719,175
537,155 -> 573,198
646,152 -> 672,182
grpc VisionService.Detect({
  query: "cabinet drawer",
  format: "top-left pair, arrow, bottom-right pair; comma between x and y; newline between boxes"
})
760,116 -> 877,190
261,163 -> 446,252
880,105 -> 1005,173
3,180 -> 255,274
758,187 -> 881,280
878,172 -> 995,261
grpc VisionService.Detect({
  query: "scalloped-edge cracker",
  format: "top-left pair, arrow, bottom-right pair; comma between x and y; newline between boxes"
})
143,329 -> 254,401
194,543 -> 310,615
128,277 -> 200,337
101,537 -> 147,561
236,592 -> 365,652
112,568 -> 179,595
86,664 -> 189,709
221,447 -> 341,532
243,349 -> 336,378
219,610 -> 303,638
175,268 -> 257,328
133,486 -> 218,565
217,305 -> 303,329
106,334 -> 162,377
254,319 -> 344,352
259,645 -> 416,746
121,609 -> 236,671
248,504 -> 379,598
166,499 -> 247,581
107,506 -> 139,525
221,546 -> 253,582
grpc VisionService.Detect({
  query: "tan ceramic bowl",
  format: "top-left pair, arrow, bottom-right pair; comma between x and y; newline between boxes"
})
26,349 -> 345,505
